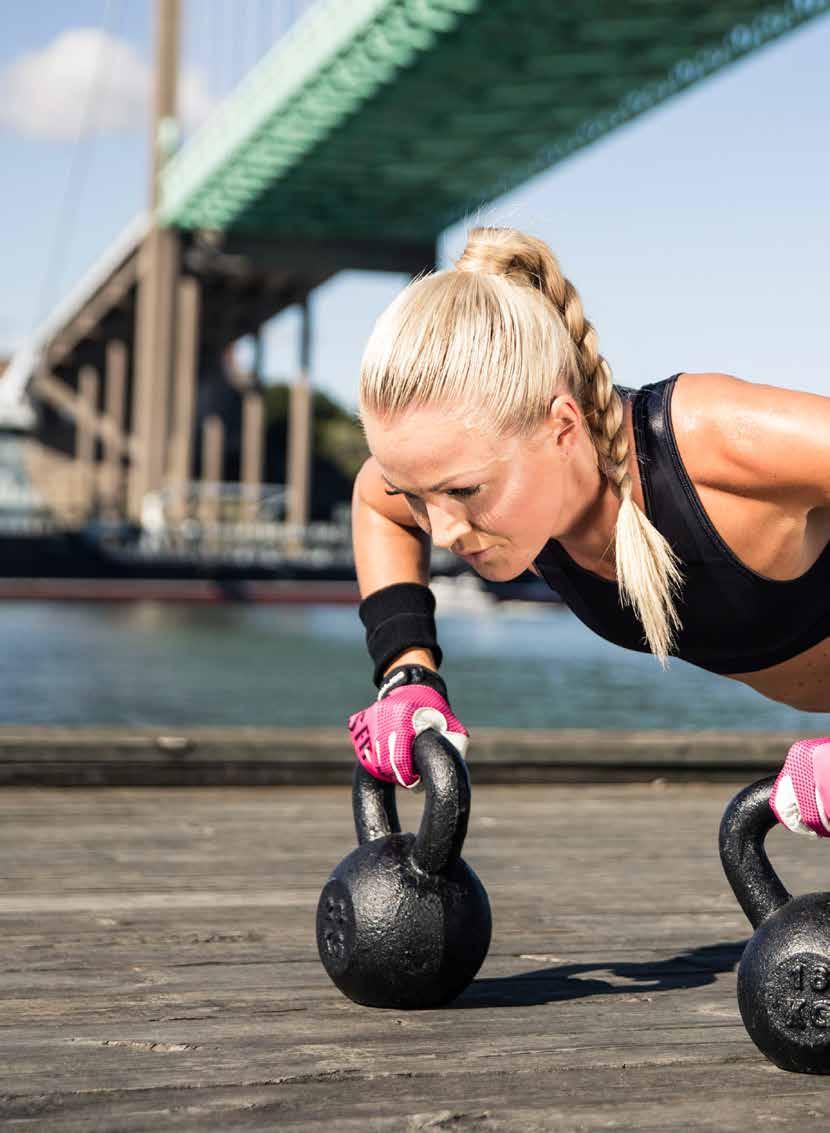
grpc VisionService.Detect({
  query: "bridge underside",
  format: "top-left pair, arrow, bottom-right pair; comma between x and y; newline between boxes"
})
160,0 -> 827,240
36,231 -> 433,407
24,232 -> 432,525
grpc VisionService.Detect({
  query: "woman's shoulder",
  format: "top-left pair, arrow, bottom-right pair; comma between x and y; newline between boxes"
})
669,371 -> 830,512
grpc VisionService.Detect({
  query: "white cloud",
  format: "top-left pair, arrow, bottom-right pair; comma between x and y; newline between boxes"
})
178,68 -> 215,133
0,28 -> 214,142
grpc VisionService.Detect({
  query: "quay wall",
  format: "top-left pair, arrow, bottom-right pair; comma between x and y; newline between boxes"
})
0,726 -> 791,787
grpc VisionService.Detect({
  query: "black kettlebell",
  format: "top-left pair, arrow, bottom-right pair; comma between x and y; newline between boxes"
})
316,727 -> 491,1009
720,775 -> 830,1074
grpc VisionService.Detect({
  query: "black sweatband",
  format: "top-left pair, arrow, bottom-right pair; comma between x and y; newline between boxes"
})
359,582 -> 443,687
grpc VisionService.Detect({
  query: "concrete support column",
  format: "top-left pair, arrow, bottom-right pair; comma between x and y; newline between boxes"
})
167,274 -> 201,522
128,226 -> 180,520
127,0 -> 181,523
76,366 -> 99,520
285,296 -> 312,535
200,414 -> 224,526
241,389 -> 264,524
101,341 -> 127,517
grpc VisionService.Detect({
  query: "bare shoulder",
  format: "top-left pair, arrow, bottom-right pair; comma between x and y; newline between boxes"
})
670,371 -> 830,509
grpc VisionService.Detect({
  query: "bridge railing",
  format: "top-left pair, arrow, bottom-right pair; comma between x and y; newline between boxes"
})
132,482 -> 460,571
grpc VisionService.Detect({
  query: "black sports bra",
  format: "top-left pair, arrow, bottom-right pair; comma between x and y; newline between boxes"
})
533,374 -> 830,675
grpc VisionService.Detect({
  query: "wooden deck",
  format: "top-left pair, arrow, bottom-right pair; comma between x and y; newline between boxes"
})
3,780 -> 830,1130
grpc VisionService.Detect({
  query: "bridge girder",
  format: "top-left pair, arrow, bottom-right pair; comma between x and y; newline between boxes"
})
159,0 -> 829,240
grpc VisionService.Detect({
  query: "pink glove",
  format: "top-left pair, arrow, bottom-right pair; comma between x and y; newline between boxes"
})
347,676 -> 469,789
771,737 -> 830,838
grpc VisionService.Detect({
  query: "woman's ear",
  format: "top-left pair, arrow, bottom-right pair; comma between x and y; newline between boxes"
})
547,393 -> 580,451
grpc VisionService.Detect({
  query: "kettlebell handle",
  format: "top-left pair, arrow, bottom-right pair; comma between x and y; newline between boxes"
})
353,768 -> 401,843
719,775 -> 792,930
352,728 -> 471,877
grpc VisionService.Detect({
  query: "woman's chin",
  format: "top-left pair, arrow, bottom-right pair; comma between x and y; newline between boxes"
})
457,547 -> 529,583
475,559 -> 523,583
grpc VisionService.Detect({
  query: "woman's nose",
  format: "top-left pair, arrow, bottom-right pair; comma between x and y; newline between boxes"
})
425,502 -> 471,551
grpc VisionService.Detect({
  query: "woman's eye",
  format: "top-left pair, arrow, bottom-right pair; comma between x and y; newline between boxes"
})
384,486 -> 481,502
384,489 -> 421,503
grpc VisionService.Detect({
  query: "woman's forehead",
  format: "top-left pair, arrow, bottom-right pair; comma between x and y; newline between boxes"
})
364,402 -> 495,441
365,407 -> 520,486
365,405 -> 501,457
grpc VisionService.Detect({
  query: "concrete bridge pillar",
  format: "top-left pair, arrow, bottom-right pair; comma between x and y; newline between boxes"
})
127,0 -> 181,523
286,296 -> 313,536
241,389 -> 264,524
200,414 -> 224,526
167,274 -> 201,522
76,366 -> 99,520
100,340 -> 127,518
128,226 -> 180,520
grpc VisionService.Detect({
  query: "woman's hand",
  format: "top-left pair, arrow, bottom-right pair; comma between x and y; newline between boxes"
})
771,738 -> 830,837
347,664 -> 469,789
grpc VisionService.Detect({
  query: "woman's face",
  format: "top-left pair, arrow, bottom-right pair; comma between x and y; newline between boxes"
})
362,396 -> 600,581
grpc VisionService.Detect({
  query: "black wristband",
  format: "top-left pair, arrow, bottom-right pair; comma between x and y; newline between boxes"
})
377,663 -> 448,703
359,582 -> 443,688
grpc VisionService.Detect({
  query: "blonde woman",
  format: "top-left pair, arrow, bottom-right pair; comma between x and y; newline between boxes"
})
346,227 -> 830,837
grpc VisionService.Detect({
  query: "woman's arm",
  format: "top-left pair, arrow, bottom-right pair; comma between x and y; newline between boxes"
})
352,455 -> 438,675
347,457 -> 467,787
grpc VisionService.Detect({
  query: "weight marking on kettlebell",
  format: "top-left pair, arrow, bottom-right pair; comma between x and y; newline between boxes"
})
812,966 -> 830,992
769,957 -> 830,1037
323,897 -> 349,928
316,880 -> 356,977
323,927 -> 346,960
784,999 -> 807,1030
784,1001 -> 830,1031
783,960 -> 830,992
812,1002 -> 830,1029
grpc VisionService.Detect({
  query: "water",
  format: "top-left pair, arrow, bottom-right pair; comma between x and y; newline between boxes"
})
3,601 -> 828,733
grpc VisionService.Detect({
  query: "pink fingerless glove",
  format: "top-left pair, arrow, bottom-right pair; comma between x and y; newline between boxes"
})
771,737 -> 830,837
347,665 -> 469,789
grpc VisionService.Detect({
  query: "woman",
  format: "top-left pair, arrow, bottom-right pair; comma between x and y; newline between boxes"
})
346,227 -> 830,837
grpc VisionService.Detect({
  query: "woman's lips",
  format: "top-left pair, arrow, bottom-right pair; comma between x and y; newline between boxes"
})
460,546 -> 493,564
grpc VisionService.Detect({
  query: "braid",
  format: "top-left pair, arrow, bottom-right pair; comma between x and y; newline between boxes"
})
457,226 -> 684,665
458,231 -> 626,486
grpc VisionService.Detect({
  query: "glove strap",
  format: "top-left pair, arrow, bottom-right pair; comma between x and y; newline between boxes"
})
377,663 -> 449,703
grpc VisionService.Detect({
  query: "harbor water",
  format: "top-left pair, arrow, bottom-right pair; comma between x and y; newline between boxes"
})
3,598 -> 828,733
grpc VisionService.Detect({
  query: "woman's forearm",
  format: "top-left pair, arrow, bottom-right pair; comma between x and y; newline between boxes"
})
352,458 -> 439,675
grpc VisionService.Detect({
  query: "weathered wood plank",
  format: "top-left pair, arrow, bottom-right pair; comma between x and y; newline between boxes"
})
0,728 -> 797,786
1,783 -> 829,1129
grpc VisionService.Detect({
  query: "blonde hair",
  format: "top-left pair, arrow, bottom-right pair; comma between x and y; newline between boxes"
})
359,226 -> 684,666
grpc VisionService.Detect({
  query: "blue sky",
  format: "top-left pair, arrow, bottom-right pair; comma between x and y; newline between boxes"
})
1,2 -> 828,412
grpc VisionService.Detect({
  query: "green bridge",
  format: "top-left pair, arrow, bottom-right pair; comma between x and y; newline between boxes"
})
160,0 -> 828,240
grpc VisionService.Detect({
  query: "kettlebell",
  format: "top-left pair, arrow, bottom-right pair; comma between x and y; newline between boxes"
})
316,727 -> 491,1009
719,775 -> 830,1073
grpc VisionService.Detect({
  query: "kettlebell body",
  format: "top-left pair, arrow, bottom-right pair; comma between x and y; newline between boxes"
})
720,776 -> 830,1073
737,896 -> 830,1073
316,729 -> 491,1009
